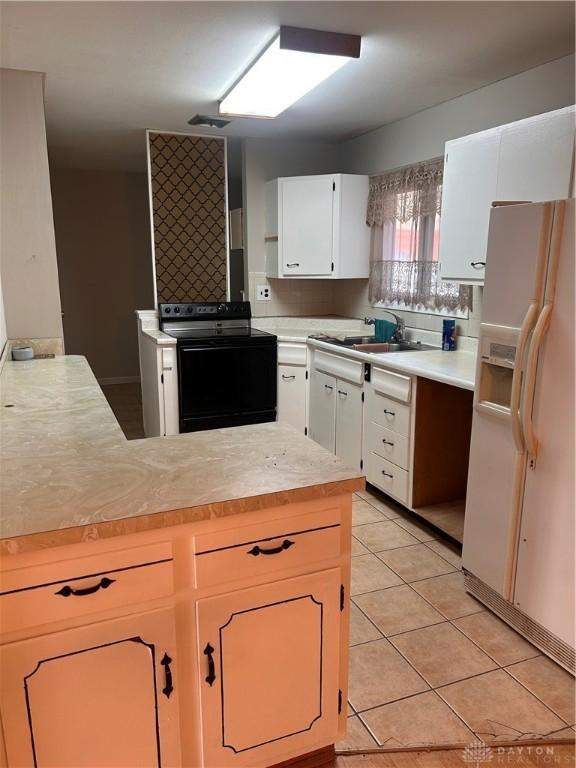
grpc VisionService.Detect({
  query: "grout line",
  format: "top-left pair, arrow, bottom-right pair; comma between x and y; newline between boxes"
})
499,664 -> 574,727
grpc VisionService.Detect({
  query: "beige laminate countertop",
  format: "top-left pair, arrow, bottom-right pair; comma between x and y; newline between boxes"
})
0,356 -> 363,554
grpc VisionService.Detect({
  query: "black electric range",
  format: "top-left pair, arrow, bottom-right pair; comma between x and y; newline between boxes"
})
159,302 -> 277,433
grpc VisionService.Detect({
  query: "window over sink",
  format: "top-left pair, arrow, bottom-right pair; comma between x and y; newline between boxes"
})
366,158 -> 471,316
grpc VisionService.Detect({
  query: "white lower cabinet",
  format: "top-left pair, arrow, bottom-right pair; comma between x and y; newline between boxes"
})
309,363 -> 363,471
335,381 -> 363,470
276,342 -> 308,435
309,370 -> 337,454
363,366 -> 414,506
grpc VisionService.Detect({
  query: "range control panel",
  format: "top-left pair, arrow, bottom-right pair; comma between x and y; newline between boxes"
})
159,302 -> 251,321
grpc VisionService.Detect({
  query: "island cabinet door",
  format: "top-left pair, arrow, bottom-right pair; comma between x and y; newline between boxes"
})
0,608 -> 181,768
196,568 -> 342,768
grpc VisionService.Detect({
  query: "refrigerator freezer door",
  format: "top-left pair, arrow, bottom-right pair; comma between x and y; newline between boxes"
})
514,201 -> 575,649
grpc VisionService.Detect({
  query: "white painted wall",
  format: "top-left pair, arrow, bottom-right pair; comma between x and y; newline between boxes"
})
342,54 -> 575,175
0,68 -> 64,341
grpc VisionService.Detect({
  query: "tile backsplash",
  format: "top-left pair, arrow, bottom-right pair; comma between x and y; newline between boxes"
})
249,272 -> 335,318
249,273 -> 482,339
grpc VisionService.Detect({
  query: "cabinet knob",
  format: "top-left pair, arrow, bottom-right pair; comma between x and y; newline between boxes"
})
282,374 -> 296,381
247,539 -> 295,557
325,384 -> 333,391
338,390 -> 348,397
382,439 -> 395,447
383,409 -> 396,417
381,470 -> 394,479
286,263 -> 300,268
470,261 -> 486,269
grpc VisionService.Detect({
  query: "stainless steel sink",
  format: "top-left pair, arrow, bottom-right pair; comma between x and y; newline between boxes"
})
310,335 -> 435,353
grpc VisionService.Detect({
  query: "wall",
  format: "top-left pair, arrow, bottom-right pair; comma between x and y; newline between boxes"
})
242,137 -> 343,317
334,54 -> 575,337
0,68 -> 64,342
342,54 -> 575,174
0,271 -> 6,355
51,169 -> 154,381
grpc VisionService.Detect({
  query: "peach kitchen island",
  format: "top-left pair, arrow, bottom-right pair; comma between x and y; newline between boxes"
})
0,355 -> 363,768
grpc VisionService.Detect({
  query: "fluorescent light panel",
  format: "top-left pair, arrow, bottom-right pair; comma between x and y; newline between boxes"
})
220,27 -> 361,118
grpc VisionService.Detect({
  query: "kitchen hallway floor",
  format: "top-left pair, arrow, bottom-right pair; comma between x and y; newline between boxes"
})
338,488 -> 575,752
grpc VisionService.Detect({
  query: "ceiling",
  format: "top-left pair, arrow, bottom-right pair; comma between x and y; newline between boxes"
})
1,1 -> 574,172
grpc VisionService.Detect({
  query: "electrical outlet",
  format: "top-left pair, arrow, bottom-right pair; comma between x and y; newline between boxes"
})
256,285 -> 271,301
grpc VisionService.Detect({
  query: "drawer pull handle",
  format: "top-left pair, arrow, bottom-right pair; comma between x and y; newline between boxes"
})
55,576 -> 115,597
338,390 -> 348,397
286,263 -> 300,268
382,439 -> 395,447
325,384 -> 333,392
161,653 -> 174,698
204,643 -> 216,687
282,374 -> 296,381
470,261 -> 486,269
247,539 -> 295,557
381,470 -> 394,479
383,409 -> 396,417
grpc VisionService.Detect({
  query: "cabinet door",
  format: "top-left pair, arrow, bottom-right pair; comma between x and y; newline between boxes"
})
496,109 -> 574,203
335,379 -> 363,470
277,364 -> 307,434
280,176 -> 334,276
0,609 -> 180,768
196,569 -> 342,768
439,130 -> 500,283
308,370 -> 336,452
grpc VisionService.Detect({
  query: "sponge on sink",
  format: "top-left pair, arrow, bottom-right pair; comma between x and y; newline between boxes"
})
374,319 -> 396,342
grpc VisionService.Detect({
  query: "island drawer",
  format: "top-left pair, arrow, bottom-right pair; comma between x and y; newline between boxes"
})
0,546 -> 173,635
365,422 -> 410,470
365,389 -> 411,436
194,508 -> 341,588
366,453 -> 409,505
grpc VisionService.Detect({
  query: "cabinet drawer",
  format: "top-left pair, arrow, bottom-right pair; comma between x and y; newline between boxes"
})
0,558 -> 173,635
278,342 -> 307,366
366,422 -> 410,470
194,510 -> 341,589
366,453 -> 409,505
313,350 -> 364,385
372,367 -> 412,403
366,387 -> 411,436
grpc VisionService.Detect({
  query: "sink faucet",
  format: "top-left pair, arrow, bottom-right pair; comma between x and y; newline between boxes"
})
364,312 -> 406,342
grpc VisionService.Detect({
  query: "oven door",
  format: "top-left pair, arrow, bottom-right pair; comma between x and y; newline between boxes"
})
178,339 -> 277,431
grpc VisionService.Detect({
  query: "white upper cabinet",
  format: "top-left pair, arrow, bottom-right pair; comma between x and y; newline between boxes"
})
265,174 -> 370,279
439,106 -> 575,285
439,129 -> 501,283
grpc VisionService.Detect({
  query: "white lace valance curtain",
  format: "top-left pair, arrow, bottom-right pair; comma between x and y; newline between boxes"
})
367,158 -> 444,226
367,158 -> 471,314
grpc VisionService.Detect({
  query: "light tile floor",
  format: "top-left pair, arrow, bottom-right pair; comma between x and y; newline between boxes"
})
338,487 -> 576,751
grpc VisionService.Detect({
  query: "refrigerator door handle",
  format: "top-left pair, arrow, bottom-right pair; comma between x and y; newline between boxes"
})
520,201 -> 566,460
510,303 -> 539,451
521,304 -> 552,459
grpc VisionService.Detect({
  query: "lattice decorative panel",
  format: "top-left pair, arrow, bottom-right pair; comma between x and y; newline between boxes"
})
148,132 -> 227,303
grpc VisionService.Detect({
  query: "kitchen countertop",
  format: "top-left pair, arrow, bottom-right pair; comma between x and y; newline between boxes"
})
0,356 -> 363,554
307,338 -> 477,391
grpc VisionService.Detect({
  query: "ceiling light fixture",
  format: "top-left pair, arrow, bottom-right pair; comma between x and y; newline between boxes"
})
219,26 -> 361,119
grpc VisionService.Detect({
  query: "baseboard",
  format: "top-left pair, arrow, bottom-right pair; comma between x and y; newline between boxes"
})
98,376 -> 141,386
272,746 -> 335,768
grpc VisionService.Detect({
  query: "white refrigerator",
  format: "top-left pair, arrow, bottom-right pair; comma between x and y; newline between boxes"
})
463,199 -> 574,673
